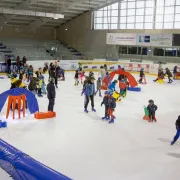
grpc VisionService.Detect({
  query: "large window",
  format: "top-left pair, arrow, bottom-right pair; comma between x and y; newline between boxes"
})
93,0 -> 180,30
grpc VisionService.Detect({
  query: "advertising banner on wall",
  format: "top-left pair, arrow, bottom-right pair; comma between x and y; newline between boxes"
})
137,34 -> 172,46
107,33 -> 172,46
106,33 -> 137,45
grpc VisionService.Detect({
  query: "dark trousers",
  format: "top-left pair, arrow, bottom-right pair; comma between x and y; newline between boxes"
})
84,95 -> 94,109
105,105 -> 109,117
7,65 -> 11,74
48,98 -> 55,112
17,65 -> 20,73
173,128 -> 180,143
55,77 -> 58,86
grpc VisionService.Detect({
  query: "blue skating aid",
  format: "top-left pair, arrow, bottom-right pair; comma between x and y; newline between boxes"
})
0,120 -> 2,128
2,121 -> 7,128
127,87 -> 141,92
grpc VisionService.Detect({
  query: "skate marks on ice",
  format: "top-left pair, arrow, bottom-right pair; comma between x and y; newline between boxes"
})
167,153 -> 180,159
158,138 -> 180,146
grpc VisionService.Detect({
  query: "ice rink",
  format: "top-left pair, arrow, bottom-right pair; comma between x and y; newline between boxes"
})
0,72 -> 180,180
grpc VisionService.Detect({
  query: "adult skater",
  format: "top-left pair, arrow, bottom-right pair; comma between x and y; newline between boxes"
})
173,66 -> 178,80
98,66 -> 106,84
84,77 -> 96,113
171,116 -> 180,145
164,67 -> 173,83
158,61 -> 162,70
47,78 -> 56,112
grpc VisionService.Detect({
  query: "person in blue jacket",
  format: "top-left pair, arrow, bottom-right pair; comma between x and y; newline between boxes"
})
108,80 -> 118,92
84,77 -> 96,113
171,115 -> 180,145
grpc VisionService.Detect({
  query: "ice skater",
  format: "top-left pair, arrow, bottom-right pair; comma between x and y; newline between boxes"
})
79,71 -> 85,84
95,77 -> 102,97
164,67 -> 173,83
84,77 -> 96,113
101,91 -> 110,120
107,91 -> 116,124
147,100 -> 158,122
108,80 -> 118,92
139,68 -> 146,84
171,116 -> 180,145
47,78 -> 56,112
153,69 -> 164,82
119,79 -> 127,97
74,70 -> 79,86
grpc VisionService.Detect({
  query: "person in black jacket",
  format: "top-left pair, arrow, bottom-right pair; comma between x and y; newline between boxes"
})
47,78 -> 56,112
173,66 -> 178,80
6,57 -> 11,75
147,99 -> 158,122
171,116 -> 180,145
164,67 -> 173,83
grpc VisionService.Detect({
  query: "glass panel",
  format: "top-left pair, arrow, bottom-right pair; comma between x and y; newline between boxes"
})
95,24 -> 103,29
120,17 -> 127,23
127,16 -> 135,23
157,0 -> 164,7
103,17 -> 111,23
121,2 -> 127,9
156,15 -> 163,22
103,24 -> 109,29
120,23 -> 126,29
174,22 -> 180,28
103,6 -> 110,11
155,23 -> 163,29
136,8 -> 144,15
135,23 -> 143,29
164,14 -> 174,22
110,24 -> 118,29
175,14 -> 180,21
136,1 -> 145,8
94,18 -> 103,23
136,16 -> 144,23
128,1 -> 135,8
111,3 -> 118,9
111,16 -> 118,23
96,11 -> 103,17
145,15 -> 153,22
176,0 -> 180,5
127,23 -> 135,29
104,11 -> 111,17
165,0 -> 175,6
175,6 -> 180,13
146,0 -> 154,7
121,10 -> 127,16
164,22 -> 173,29
144,23 -> 153,29
111,10 -> 118,16
156,7 -> 164,14
145,8 -> 153,15
165,6 -> 174,14
154,48 -> 164,56
127,9 -> 135,16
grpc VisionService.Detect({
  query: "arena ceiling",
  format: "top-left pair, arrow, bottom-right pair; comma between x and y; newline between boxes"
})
0,0 -> 117,30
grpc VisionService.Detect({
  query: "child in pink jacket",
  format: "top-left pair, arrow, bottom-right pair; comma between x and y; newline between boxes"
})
79,71 -> 85,84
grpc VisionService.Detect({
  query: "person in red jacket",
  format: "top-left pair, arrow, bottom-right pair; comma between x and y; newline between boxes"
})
119,79 -> 127,97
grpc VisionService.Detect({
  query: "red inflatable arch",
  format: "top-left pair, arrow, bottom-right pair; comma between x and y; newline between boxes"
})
103,69 -> 138,89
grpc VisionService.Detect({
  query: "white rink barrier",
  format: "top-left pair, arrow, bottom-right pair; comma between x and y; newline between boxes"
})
11,60 -> 179,75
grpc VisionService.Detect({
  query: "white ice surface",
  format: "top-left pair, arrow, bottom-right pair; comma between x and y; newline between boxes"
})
0,72 -> 180,180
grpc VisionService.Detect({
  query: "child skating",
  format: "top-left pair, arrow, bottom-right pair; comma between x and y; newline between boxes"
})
107,91 -> 116,124
119,79 -> 127,97
95,77 -> 102,97
108,80 -> 118,92
147,100 -> 158,122
139,68 -> 147,84
171,116 -> 180,145
101,91 -> 110,120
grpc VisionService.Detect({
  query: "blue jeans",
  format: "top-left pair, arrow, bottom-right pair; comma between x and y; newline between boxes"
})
173,129 -> 180,143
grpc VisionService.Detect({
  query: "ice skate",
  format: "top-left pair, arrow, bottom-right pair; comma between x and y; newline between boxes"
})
92,108 -> 96,112
109,119 -> 114,124
84,108 -> 88,113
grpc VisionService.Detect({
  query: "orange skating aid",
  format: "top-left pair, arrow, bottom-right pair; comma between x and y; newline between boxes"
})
34,111 -> 56,120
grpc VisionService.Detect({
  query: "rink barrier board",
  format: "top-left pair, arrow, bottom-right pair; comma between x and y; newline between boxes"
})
0,138 -> 72,180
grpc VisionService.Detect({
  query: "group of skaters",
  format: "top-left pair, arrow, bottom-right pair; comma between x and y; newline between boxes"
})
74,62 -> 180,144
8,61 -> 66,112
